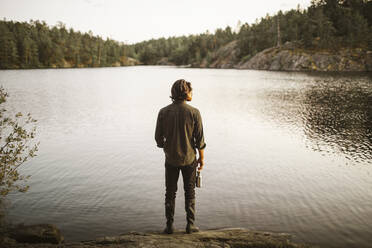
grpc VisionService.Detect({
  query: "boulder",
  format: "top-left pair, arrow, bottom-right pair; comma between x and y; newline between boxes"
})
9,224 -> 63,244
156,57 -> 175,66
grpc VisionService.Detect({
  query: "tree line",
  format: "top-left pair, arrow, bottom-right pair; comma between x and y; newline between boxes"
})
0,0 -> 371,69
0,20 -> 129,69
237,0 -> 371,60
132,0 -> 372,65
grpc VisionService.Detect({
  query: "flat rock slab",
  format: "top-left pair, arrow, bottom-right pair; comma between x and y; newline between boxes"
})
2,228 -> 310,248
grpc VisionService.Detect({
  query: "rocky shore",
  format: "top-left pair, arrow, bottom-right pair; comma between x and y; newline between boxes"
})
1,224 -> 311,248
237,44 -> 372,72
188,40 -> 372,72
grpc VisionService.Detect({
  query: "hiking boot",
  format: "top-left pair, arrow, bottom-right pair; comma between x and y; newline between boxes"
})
163,223 -> 175,234
186,223 -> 199,234
164,199 -> 175,234
185,198 -> 199,234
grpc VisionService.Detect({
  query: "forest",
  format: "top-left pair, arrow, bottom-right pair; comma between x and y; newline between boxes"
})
0,0 -> 371,69
0,21 -> 129,69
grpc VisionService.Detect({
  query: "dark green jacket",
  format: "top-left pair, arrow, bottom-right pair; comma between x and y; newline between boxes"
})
155,101 -> 206,166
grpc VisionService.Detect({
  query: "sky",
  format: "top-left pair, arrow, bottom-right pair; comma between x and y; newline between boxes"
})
0,0 -> 311,44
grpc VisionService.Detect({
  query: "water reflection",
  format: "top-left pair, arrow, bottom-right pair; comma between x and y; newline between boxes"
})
302,78 -> 372,162
260,74 -> 372,163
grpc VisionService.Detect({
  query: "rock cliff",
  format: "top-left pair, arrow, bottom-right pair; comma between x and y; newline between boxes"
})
237,43 -> 372,71
208,40 -> 240,69
196,41 -> 372,71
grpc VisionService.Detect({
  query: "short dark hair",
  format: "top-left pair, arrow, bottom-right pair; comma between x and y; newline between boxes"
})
170,79 -> 192,101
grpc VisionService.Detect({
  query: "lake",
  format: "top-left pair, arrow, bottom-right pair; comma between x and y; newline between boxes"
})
0,66 -> 371,248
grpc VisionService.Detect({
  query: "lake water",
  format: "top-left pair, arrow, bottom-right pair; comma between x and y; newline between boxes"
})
0,66 -> 371,248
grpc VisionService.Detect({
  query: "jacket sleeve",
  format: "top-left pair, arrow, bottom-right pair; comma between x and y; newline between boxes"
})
193,109 -> 206,150
155,110 -> 165,148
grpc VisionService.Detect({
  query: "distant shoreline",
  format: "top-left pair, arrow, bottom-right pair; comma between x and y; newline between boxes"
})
1,62 -> 372,73
2,42 -> 371,72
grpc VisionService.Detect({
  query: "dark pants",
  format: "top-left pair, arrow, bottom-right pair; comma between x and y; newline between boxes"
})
165,161 -> 197,201
164,161 -> 197,225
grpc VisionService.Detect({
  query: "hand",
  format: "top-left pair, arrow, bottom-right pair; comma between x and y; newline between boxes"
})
197,157 -> 204,171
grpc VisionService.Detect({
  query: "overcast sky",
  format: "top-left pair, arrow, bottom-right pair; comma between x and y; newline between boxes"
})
0,0 -> 311,44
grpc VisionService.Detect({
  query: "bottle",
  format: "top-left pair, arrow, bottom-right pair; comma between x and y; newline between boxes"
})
196,171 -> 202,188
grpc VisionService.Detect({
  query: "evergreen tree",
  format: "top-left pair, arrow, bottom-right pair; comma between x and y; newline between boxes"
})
0,22 -> 19,68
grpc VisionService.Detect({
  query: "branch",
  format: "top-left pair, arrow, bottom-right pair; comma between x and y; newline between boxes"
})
3,144 -> 38,179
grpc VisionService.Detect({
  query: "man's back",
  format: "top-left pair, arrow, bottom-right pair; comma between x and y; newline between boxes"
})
156,79 -> 205,234
155,100 -> 205,166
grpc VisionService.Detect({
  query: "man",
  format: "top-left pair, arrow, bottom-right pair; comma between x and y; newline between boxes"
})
155,79 -> 206,234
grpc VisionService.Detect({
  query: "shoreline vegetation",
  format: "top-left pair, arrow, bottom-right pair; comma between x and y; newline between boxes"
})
0,224 -> 311,248
1,1 -> 371,72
